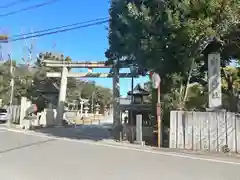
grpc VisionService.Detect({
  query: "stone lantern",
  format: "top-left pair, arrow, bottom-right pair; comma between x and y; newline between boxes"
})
95,104 -> 100,115
84,103 -> 89,117
104,105 -> 108,115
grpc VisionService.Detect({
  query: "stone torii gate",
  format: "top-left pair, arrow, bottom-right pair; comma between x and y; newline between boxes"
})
41,58 -> 137,129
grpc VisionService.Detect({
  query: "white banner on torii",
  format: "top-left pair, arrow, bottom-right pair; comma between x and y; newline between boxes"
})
208,53 -> 222,109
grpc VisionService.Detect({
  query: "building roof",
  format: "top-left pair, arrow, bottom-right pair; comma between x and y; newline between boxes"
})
199,37 -> 223,55
36,82 -> 59,94
127,84 -> 150,96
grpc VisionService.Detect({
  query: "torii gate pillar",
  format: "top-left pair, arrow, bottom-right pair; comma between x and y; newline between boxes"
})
56,67 -> 68,125
112,65 -> 121,140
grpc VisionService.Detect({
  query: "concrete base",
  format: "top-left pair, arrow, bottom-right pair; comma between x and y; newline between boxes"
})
134,141 -> 145,146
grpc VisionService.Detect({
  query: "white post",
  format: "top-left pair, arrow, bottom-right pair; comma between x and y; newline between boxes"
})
56,67 -> 68,126
136,114 -> 143,145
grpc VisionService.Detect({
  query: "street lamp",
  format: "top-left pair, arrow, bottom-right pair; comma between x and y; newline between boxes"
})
95,103 -> 101,124
129,64 -> 138,104
129,64 -> 138,143
130,64 -> 138,75
130,64 -> 138,103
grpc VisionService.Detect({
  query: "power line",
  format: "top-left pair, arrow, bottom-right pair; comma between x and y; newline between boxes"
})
0,0 -> 58,18
0,0 -> 30,8
12,17 -> 108,38
9,19 -> 109,42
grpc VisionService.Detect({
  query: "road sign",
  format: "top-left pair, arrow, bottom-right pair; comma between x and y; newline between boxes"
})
0,35 -> 8,43
151,73 -> 161,89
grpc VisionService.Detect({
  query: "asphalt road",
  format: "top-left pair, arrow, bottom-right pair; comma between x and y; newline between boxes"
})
0,128 -> 239,180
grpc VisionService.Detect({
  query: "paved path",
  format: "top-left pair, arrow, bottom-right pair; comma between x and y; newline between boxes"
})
91,113 -> 113,125
0,127 -> 239,180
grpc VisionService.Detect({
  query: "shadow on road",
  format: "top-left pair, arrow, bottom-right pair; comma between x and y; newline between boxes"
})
0,139 -> 56,155
32,123 -> 114,142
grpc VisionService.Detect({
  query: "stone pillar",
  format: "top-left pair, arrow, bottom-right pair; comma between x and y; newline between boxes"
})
84,102 -> 89,117
104,105 -> 108,116
84,107 -> 89,117
95,104 -> 100,115
208,53 -> 222,109
19,97 -> 32,129
112,64 -> 121,140
56,67 -> 68,126
80,101 -> 84,118
136,114 -> 143,145
19,97 -> 27,128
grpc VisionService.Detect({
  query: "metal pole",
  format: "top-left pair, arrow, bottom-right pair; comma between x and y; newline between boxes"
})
9,54 -> 14,106
131,75 -> 134,105
0,44 -> 3,61
130,75 -> 134,142
157,85 -> 161,147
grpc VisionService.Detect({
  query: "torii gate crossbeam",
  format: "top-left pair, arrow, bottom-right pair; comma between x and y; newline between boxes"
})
46,72 -> 137,78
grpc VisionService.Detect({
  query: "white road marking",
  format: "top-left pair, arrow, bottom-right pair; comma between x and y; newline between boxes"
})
0,126 -> 240,166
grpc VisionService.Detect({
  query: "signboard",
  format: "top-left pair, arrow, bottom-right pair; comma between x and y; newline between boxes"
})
151,73 -> 161,89
0,35 -> 8,43
208,53 -> 222,108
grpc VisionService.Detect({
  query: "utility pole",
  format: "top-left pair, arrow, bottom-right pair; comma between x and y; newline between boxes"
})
151,72 -> 161,147
22,28 -> 35,68
0,44 -> 3,61
8,53 -> 14,127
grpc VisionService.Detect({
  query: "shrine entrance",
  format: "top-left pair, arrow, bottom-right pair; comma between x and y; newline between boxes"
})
40,53 -> 138,132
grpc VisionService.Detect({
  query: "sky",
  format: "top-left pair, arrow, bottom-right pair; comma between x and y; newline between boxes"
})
0,0 -> 149,96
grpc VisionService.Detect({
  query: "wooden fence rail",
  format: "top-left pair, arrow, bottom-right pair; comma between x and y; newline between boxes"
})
170,111 -> 240,153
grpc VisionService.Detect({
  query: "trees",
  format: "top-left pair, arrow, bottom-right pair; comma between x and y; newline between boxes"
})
0,60 -> 33,104
107,1 -> 239,88
107,0 -> 239,84
106,0 -> 240,126
221,67 -> 240,111
108,0 -> 240,65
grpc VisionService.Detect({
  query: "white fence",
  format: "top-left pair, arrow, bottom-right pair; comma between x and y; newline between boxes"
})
170,111 -> 240,153
5,105 -> 21,124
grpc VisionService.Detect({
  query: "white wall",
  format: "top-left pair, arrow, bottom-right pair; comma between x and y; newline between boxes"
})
170,111 -> 240,153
